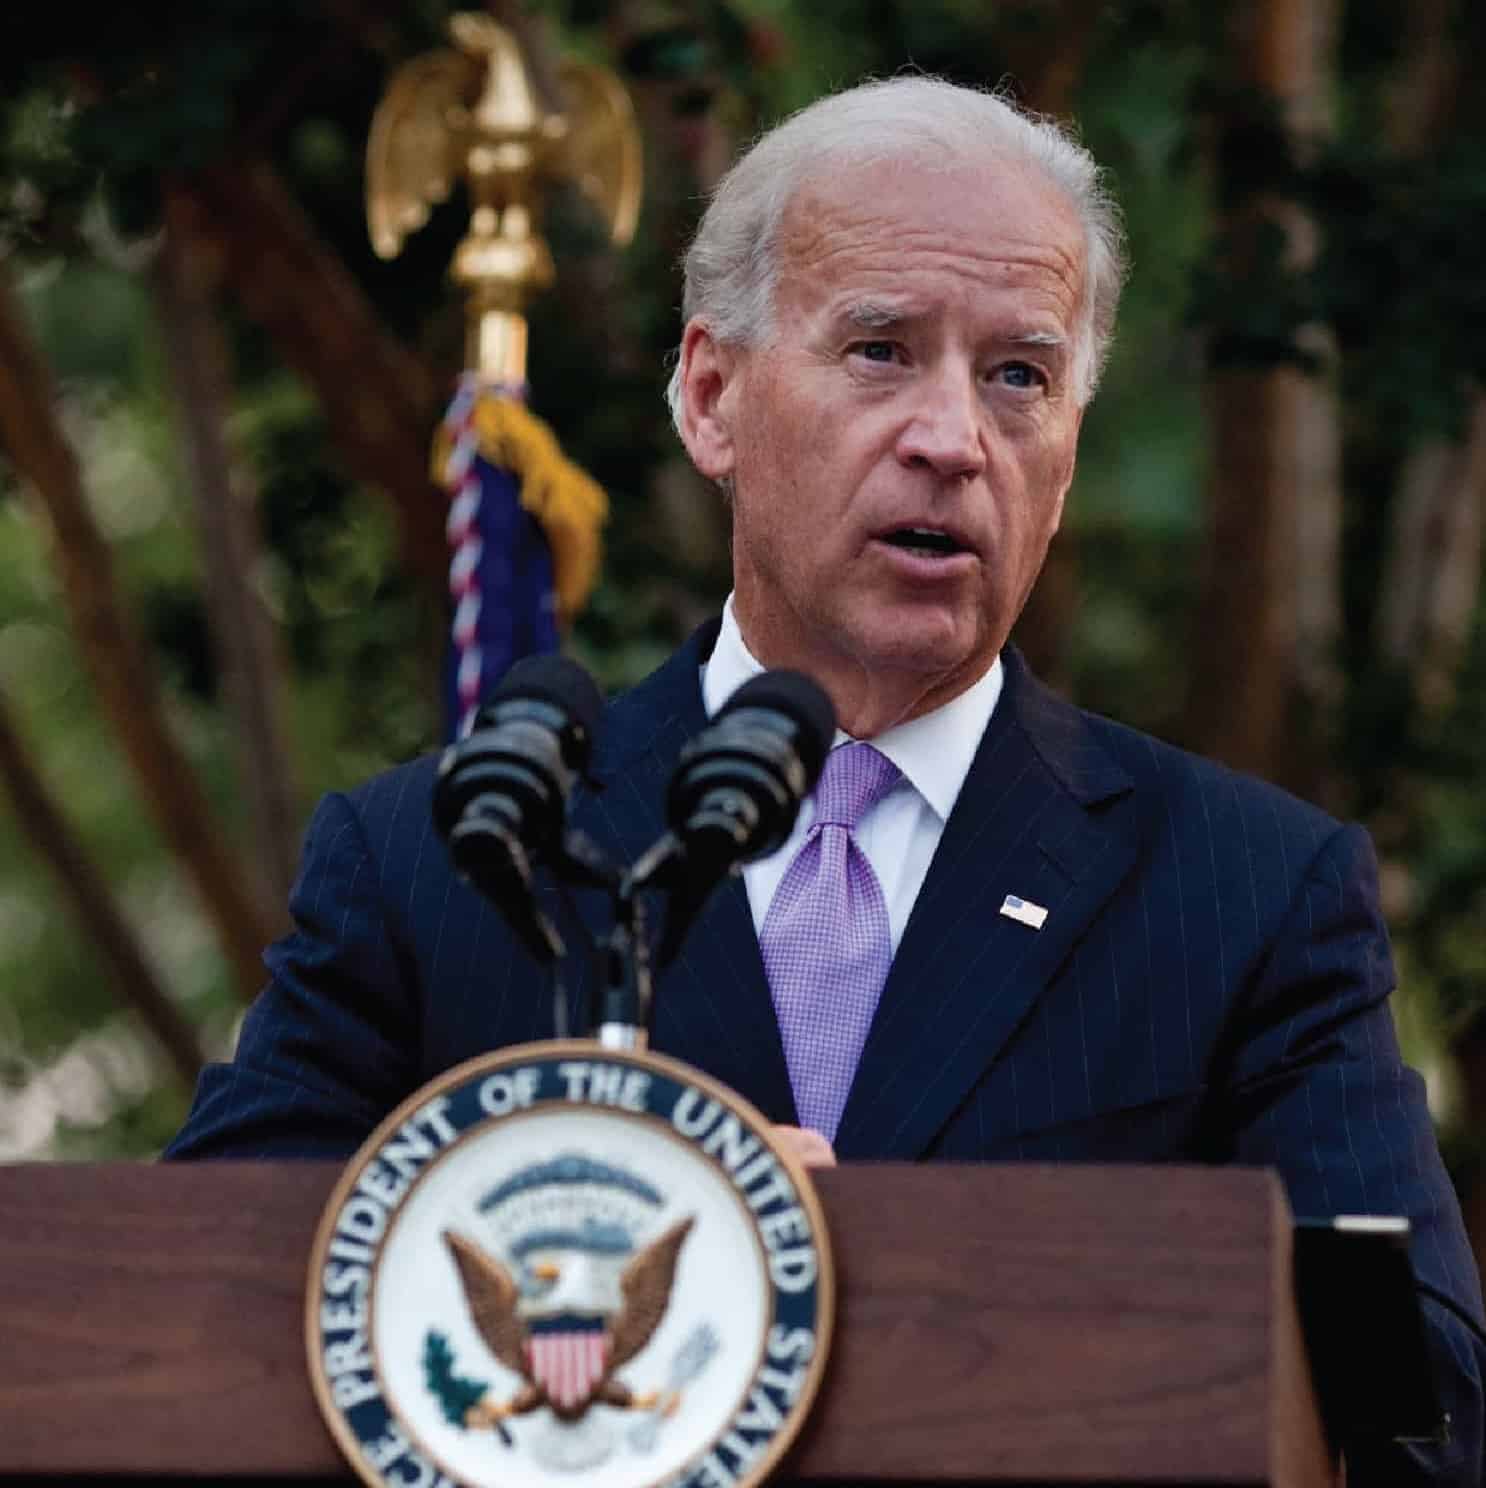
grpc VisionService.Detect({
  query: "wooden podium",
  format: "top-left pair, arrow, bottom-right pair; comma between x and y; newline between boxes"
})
0,1162 -> 1335,1485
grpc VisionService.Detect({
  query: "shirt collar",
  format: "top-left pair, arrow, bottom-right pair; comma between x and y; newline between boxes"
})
701,594 -> 1002,824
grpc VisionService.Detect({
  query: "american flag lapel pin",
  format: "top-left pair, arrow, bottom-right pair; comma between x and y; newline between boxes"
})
999,894 -> 1048,930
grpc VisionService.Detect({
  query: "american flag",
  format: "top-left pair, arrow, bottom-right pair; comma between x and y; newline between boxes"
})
526,1324 -> 610,1411
999,893 -> 1048,929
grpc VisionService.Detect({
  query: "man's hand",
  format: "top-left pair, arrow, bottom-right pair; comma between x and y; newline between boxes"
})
770,1125 -> 836,1168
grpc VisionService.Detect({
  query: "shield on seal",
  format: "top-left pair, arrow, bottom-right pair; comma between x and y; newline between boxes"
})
525,1314 -> 612,1411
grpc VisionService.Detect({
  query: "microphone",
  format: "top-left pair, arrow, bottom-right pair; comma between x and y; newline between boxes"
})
668,670 -> 836,874
634,670 -> 835,965
432,654 -> 604,963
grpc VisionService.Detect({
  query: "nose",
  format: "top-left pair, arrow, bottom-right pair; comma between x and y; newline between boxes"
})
894,365 -> 987,480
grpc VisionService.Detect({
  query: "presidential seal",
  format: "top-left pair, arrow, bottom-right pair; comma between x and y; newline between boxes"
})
306,1043 -> 834,1488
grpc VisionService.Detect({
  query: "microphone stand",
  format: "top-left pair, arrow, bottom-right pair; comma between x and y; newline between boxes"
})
592,880 -> 653,1050
546,828 -> 656,1049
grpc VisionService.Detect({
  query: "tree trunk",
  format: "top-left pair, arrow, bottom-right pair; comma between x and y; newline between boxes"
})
154,193 -> 300,921
1186,0 -> 1342,794
1378,399 -> 1486,712
1376,0 -> 1484,718
0,269 -> 273,1001
0,689 -> 204,1089
1382,0 -> 1460,157
1369,0 -> 1486,1289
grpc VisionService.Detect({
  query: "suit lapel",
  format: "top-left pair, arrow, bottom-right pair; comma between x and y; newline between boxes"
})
834,651 -> 1138,1160
657,871 -> 798,1123
583,622 -> 796,1123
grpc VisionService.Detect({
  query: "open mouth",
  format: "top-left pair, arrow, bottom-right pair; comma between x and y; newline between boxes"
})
879,527 -> 969,557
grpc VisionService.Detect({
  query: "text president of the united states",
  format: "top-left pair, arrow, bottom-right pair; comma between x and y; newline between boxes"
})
169,76 -> 1486,1484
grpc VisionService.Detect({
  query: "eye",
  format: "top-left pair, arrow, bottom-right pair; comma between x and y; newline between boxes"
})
850,339 -> 901,364
995,361 -> 1046,391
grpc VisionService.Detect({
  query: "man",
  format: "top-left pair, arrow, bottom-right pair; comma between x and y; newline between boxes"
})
169,77 -> 1484,1482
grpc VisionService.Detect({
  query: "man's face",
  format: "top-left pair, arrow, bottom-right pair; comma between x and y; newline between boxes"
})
682,156 -> 1087,729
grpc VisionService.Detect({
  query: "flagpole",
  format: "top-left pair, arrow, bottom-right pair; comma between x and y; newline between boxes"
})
364,12 -> 640,735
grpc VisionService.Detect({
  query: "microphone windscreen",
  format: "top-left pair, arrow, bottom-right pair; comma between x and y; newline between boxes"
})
719,669 -> 836,785
488,654 -> 604,756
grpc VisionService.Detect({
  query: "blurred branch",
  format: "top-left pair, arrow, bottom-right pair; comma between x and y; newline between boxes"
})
43,13 -> 448,594
155,193 -> 300,919
125,3 -> 450,724
0,688 -> 204,1089
173,161 -> 448,593
0,267 -> 274,1002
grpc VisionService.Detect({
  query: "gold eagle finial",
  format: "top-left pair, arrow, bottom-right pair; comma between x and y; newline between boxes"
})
366,13 -> 642,383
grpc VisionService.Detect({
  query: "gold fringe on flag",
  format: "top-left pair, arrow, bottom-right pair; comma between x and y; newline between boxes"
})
433,394 -> 608,624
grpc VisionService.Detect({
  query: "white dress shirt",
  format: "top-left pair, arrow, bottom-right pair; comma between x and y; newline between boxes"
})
700,596 -> 1003,952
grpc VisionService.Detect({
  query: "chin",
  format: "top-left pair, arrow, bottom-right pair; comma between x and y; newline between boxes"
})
843,616 -> 982,679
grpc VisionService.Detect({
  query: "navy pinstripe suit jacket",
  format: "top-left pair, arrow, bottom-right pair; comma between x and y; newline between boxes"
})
170,622 -> 1484,1483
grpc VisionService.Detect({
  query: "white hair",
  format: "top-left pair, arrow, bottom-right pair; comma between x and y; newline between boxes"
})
665,75 -> 1127,426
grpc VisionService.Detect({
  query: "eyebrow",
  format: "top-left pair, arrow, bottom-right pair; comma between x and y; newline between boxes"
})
1008,330 -> 1067,350
841,302 -> 1068,355
843,300 -> 909,330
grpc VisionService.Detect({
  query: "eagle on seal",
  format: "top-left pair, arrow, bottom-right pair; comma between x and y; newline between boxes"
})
442,1215 -> 695,1429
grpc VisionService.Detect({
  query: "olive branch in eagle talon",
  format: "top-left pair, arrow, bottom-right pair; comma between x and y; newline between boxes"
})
441,1216 -> 696,1430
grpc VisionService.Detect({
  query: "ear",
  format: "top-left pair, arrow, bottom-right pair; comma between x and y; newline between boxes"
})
676,320 -> 741,481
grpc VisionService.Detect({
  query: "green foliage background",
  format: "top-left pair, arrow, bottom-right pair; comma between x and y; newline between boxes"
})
0,0 -> 1482,1167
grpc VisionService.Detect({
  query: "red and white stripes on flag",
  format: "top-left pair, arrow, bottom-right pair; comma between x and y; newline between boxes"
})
443,377 -> 493,739
526,1328 -> 611,1411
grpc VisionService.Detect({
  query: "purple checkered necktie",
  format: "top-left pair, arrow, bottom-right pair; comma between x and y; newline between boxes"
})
758,741 -> 901,1140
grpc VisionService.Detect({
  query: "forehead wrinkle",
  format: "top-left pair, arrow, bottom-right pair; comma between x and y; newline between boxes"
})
781,172 -> 1083,265
777,171 -> 1088,333
790,220 -> 1080,282
784,230 -> 1083,332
